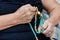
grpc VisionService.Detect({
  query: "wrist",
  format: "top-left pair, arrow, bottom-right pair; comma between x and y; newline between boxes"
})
14,11 -> 23,24
47,17 -> 59,26
10,12 -> 20,25
45,19 -> 54,26
49,6 -> 60,25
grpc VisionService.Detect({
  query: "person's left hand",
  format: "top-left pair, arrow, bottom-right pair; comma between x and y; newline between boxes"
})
38,19 -> 54,37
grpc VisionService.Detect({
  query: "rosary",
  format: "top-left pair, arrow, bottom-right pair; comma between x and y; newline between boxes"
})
29,7 -> 44,40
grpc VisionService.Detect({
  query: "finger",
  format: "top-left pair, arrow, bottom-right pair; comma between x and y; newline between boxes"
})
43,25 -> 53,36
29,7 -> 36,12
24,4 -> 32,7
48,32 -> 53,37
42,21 -> 51,34
46,32 -> 52,37
43,29 -> 49,35
42,26 -> 50,35
42,22 -> 48,30
24,4 -> 36,12
23,11 -> 35,23
20,4 -> 32,12
47,28 -> 53,37
26,11 -> 35,19
38,27 -> 42,32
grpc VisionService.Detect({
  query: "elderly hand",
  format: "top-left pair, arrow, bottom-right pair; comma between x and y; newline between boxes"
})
15,4 -> 36,24
38,19 -> 54,37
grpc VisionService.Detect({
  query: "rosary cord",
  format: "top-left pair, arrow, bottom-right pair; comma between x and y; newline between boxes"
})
29,7 -> 44,40
29,23 -> 38,40
35,8 -> 44,34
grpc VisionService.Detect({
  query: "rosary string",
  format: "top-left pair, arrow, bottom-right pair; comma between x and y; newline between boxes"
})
29,7 -> 44,40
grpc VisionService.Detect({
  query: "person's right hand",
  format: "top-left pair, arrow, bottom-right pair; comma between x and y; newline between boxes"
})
15,4 -> 36,24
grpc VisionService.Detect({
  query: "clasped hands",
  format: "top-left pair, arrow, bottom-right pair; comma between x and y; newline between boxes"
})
15,4 -> 54,37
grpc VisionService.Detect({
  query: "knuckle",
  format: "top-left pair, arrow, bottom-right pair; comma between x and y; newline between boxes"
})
48,29 -> 51,31
27,4 -> 31,6
29,16 -> 32,19
29,20 -> 31,22
27,21 -> 30,23
27,12 -> 31,15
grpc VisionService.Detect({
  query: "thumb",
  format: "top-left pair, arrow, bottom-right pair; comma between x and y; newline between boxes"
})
29,7 -> 36,12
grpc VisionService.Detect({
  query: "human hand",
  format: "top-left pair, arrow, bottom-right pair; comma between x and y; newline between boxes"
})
15,4 -> 36,24
38,19 -> 54,37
